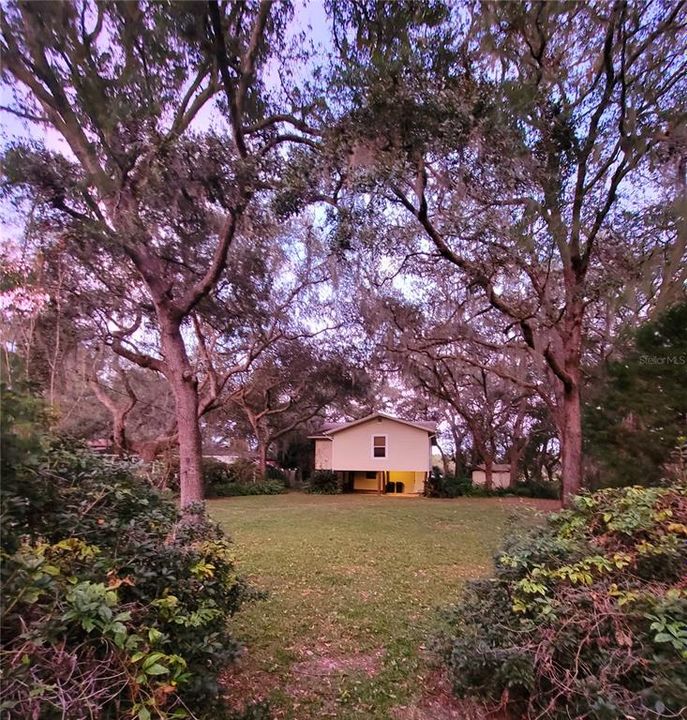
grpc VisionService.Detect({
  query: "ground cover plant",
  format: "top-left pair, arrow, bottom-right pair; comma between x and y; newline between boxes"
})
441,482 -> 687,719
0,387 -> 255,720
426,467 -> 560,500
209,492 -> 556,719
305,469 -> 342,494
206,480 -> 286,498
203,459 -> 287,498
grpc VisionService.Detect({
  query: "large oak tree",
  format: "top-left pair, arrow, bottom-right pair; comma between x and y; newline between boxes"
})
324,0 -> 687,504
1,0 -> 321,508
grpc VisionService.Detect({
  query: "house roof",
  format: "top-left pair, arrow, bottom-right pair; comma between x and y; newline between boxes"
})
311,421 -> 347,435
309,412 -> 437,439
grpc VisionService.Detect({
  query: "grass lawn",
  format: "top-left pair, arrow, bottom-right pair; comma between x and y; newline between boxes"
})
210,493 -> 558,719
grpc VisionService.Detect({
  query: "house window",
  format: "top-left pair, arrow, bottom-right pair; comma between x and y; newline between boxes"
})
372,435 -> 387,458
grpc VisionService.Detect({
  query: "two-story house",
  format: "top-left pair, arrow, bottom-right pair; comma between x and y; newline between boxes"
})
309,412 -> 436,495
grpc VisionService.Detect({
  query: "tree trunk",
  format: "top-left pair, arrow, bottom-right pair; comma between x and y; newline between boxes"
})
450,426 -> 466,478
508,461 -> 517,489
508,397 -> 528,489
257,441 -> 268,480
507,436 -> 528,489
507,446 -> 521,489
172,375 -> 204,507
556,299 -> 584,508
112,411 -> 127,455
161,324 -> 204,509
560,382 -> 583,507
544,461 -> 556,483
437,444 -> 451,478
89,373 -> 136,457
453,455 -> 461,479
483,457 -> 494,491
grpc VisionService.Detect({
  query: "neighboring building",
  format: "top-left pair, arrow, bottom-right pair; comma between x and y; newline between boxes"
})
309,412 -> 436,495
471,463 -> 511,489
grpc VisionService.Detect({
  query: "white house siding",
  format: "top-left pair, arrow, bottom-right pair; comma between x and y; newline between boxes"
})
330,417 -> 431,473
314,439 -> 333,470
472,469 -> 510,489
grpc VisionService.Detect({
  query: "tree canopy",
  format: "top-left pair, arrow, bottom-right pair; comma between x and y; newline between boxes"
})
2,0 -> 685,506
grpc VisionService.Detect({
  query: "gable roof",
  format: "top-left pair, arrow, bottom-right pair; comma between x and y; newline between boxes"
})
309,412 -> 436,439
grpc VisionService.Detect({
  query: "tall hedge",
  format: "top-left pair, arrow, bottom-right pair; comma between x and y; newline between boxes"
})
442,483 -> 687,719
0,387 -> 261,720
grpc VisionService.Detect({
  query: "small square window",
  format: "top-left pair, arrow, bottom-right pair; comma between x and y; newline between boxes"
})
372,435 -> 386,458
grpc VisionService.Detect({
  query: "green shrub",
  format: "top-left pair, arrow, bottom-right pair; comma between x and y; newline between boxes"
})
584,302 -> 687,489
150,457 -> 288,496
144,456 -> 233,494
512,478 -> 561,500
224,458 -> 259,485
425,467 -> 472,497
425,465 -> 560,500
206,480 -> 286,497
202,458 -> 287,497
156,457 -> 287,496
203,456 -> 234,488
265,464 -> 288,483
1,385 -> 55,554
440,483 -> 687,719
306,470 -> 341,494
141,452 -> 181,492
0,388 -> 255,720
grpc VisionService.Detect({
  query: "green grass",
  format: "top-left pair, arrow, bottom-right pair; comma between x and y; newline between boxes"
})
210,493 -> 555,719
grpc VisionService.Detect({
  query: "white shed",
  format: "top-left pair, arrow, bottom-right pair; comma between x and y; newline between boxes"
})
471,463 -> 511,489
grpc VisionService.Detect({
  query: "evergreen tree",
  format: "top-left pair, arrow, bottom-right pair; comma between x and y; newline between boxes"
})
585,302 -> 687,487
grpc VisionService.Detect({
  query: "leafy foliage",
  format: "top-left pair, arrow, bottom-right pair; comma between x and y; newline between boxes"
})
202,457 -> 243,489
425,467 -> 473,498
154,457 -> 288,497
441,483 -> 687,718
425,467 -> 559,499
510,479 -> 561,501
265,465 -> 288,483
222,458 -> 262,485
201,459 -> 287,498
0,383 -> 54,553
206,480 -> 286,498
585,303 -> 687,488
305,470 -> 342,495
0,389 -> 255,719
